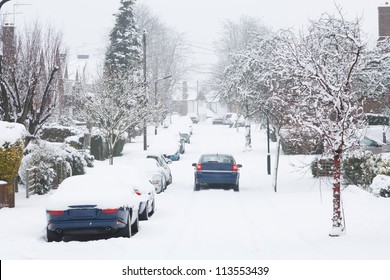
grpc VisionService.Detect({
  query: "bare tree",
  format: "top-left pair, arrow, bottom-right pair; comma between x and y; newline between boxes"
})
272,12 -> 373,236
0,21 -> 65,137
135,3 -> 190,122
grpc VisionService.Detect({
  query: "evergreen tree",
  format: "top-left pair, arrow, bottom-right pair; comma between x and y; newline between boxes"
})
90,0 -> 146,165
104,0 -> 142,79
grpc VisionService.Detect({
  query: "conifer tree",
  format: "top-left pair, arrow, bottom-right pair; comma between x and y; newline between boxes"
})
104,0 -> 142,79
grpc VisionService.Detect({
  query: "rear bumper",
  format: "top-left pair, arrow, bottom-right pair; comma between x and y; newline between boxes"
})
195,171 -> 239,186
47,219 -> 126,235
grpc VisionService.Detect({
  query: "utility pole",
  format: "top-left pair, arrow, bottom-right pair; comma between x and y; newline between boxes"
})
143,30 -> 147,151
267,116 -> 271,175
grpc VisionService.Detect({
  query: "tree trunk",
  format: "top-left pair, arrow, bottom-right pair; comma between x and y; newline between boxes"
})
329,152 -> 345,237
244,118 -> 251,151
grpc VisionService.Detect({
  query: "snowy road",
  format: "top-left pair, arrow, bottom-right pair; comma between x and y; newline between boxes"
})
1,121 -> 390,260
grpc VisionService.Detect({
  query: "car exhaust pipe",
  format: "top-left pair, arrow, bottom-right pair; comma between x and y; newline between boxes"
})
105,227 -> 111,232
56,228 -> 63,234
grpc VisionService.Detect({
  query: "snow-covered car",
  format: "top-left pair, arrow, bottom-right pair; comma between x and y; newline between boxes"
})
187,113 -> 199,124
45,175 -> 140,242
111,166 -> 157,221
223,113 -> 237,126
126,158 -> 169,193
180,132 -> 191,143
192,154 -> 242,191
212,115 -> 225,125
147,152 -> 173,185
224,113 -> 245,127
153,133 -> 183,161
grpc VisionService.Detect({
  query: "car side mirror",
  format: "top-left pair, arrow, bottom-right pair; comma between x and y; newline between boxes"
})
237,164 -> 243,168
192,163 -> 197,167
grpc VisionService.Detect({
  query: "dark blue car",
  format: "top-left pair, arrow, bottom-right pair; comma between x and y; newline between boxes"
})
46,175 -> 140,242
192,154 -> 242,192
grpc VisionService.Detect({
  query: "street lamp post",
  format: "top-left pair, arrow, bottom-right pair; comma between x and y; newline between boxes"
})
154,75 -> 172,135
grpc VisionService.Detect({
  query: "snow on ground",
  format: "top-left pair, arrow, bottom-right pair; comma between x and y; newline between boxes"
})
1,121 -> 390,262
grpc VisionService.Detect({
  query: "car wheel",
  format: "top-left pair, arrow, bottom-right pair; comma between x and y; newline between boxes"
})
149,200 -> 155,217
131,216 -> 139,235
47,229 -> 62,242
194,183 -> 200,191
233,184 -> 239,192
139,202 -> 149,221
118,213 -> 131,238
162,176 -> 167,191
168,174 -> 173,185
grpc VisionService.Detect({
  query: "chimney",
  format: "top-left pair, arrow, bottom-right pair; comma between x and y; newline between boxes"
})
379,3 -> 390,39
2,23 -> 15,60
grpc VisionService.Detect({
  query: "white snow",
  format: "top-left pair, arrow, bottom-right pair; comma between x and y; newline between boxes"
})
0,121 -> 27,146
45,174 -> 140,211
371,174 -> 390,196
1,120 -> 390,278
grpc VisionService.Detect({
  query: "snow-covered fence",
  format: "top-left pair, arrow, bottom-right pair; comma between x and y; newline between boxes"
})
0,180 -> 11,208
26,167 -> 39,198
311,158 -> 334,177
54,158 -> 65,189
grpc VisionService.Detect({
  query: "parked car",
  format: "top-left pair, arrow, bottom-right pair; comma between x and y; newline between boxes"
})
187,113 -> 199,124
180,132 -> 191,143
147,152 -> 173,185
45,175 -> 140,242
360,137 -> 390,154
126,158 -> 169,193
224,113 -> 245,128
172,115 -> 193,135
212,115 -> 225,125
112,166 -> 156,221
192,154 -> 242,192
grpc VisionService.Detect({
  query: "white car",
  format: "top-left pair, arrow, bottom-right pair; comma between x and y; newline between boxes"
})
147,152 -> 173,185
224,113 -> 245,127
127,158 -> 169,193
112,166 -> 157,221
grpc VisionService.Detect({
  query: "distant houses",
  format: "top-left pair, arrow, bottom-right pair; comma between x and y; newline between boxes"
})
172,81 -> 228,120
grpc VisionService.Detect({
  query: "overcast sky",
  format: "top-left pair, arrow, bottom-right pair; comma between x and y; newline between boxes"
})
0,0 -> 384,80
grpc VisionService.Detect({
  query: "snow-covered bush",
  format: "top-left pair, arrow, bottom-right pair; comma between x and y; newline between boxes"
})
280,127 -> 323,155
342,153 -> 390,189
0,122 -> 27,197
311,157 -> 333,177
371,175 -> 390,198
19,139 -> 94,194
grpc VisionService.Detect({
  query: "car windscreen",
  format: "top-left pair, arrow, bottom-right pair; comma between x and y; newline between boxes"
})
201,155 -> 234,164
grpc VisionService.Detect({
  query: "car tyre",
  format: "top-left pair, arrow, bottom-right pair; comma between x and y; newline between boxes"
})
149,200 -> 155,217
162,176 -> 167,191
168,174 -> 173,185
131,216 -> 139,235
47,229 -> 62,242
118,213 -> 131,238
194,183 -> 200,191
233,184 -> 239,192
139,202 -> 149,221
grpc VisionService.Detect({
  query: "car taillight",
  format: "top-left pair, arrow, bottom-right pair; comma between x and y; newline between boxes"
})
196,164 -> 202,170
232,164 -> 239,172
102,208 -> 119,214
48,210 -> 64,216
134,189 -> 142,196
